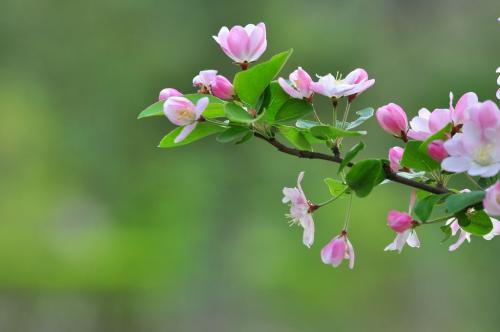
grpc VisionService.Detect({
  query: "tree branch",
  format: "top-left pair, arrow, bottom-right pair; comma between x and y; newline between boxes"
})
254,133 -> 450,195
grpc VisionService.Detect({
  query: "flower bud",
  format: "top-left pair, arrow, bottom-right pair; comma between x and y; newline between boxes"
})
376,103 -> 408,137
278,67 -> 314,99
159,88 -> 182,101
387,210 -> 413,233
427,140 -> 448,162
388,146 -> 404,172
212,75 -> 234,100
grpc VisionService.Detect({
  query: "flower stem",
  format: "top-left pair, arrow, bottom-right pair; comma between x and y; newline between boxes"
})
343,193 -> 353,231
422,215 -> 453,225
317,187 -> 349,207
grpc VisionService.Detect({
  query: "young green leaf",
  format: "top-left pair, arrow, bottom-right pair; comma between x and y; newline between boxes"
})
258,81 -> 291,122
225,102 -> 254,123
158,123 -> 225,148
274,99 -> 313,123
216,126 -> 251,143
338,142 -> 365,174
278,126 -> 312,151
459,210 -> 493,236
309,125 -> 366,140
445,191 -> 486,214
234,49 -> 293,106
346,159 -> 386,197
400,141 -> 440,171
324,178 -> 348,197
414,194 -> 449,222
138,94 -> 225,119
345,108 -> 374,130
296,119 -> 321,129
418,123 -> 452,153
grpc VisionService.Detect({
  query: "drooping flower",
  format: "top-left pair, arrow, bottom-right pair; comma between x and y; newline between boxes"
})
387,210 -> 413,233
159,88 -> 182,101
311,68 -> 375,99
163,96 -> 209,143
441,101 -> 500,177
192,70 -> 234,100
282,171 -> 316,248
384,228 -> 420,253
484,182 -> 500,216
375,103 -> 408,138
213,23 -> 267,65
278,67 -> 314,100
388,146 -> 404,172
321,231 -> 355,269
446,216 -> 500,251
427,140 -> 448,162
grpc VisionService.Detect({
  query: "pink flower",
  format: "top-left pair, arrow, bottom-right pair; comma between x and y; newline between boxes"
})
321,231 -> 355,269
441,101 -> 500,177
282,171 -> 315,248
407,108 -> 452,140
446,215 -> 500,251
213,23 -> 267,64
449,91 -> 479,124
496,67 -> 500,100
384,228 -> 420,253
163,96 -> 209,143
278,67 -> 314,100
387,210 -> 413,233
192,70 -> 234,100
375,103 -> 408,137
388,146 -> 404,172
312,68 -> 375,99
484,182 -> 500,216
159,88 -> 182,101
427,140 -> 448,162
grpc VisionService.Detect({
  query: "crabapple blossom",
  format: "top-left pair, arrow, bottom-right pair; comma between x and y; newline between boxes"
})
159,88 -> 182,101
387,210 -> 413,233
312,68 -> 375,99
278,67 -> 314,100
407,108 -> 451,140
213,23 -> 267,66
384,228 -> 420,253
282,171 -> 316,248
446,216 -> 500,251
427,140 -> 448,162
449,91 -> 479,124
192,70 -> 234,100
484,182 -> 500,216
375,103 -> 408,138
321,231 -> 355,269
441,101 -> 500,177
163,96 -> 209,143
388,147 -> 404,172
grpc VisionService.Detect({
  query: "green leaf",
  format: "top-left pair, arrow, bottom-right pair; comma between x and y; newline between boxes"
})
274,99 -> 313,123
338,142 -> 365,174
158,122 -> 224,148
236,131 -> 253,144
296,119 -> 321,129
418,123 -> 452,153
138,94 -> 225,119
309,125 -> 366,140
216,126 -> 250,143
324,178 -> 348,197
345,108 -> 374,130
445,191 -> 486,214
225,102 -> 254,123
459,210 -> 493,236
234,49 -> 293,106
278,126 -> 312,151
258,81 -> 291,122
345,159 -> 386,197
440,225 -> 452,243
414,194 -> 449,222
401,141 -> 440,171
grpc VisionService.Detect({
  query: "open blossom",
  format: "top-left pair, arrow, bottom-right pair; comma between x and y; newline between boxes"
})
384,228 -> 420,253
484,182 -> 500,216
321,231 -> 355,269
312,68 -> 375,99
159,88 -> 182,101
163,96 -> 209,143
375,103 -> 408,137
278,67 -> 314,100
388,147 -> 404,172
427,140 -> 448,162
441,101 -> 500,177
385,209 -> 420,253
449,91 -> 479,124
446,216 -> 500,251
282,172 -> 315,248
213,23 -> 267,64
193,70 -> 234,100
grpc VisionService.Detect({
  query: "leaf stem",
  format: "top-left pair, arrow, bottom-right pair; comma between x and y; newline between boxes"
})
317,187 -> 349,207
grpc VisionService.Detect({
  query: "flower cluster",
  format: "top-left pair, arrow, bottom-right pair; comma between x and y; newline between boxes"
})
140,21 -> 500,270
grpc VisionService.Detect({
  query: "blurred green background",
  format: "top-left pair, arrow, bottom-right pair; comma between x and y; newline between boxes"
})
0,0 -> 499,331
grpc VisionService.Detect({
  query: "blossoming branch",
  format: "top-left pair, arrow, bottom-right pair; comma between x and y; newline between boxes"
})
139,22 -> 500,270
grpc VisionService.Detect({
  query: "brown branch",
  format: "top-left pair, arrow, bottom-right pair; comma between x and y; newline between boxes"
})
254,133 -> 450,195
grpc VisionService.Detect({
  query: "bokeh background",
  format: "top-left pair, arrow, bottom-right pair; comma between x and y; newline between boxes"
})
1,0 -> 499,331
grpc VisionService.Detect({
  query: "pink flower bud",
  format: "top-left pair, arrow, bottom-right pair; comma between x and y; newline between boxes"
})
376,103 -> 408,137
484,182 -> 500,216
159,88 -> 182,101
212,75 -> 234,100
427,140 -> 448,162
388,146 -> 404,172
321,232 -> 355,269
213,23 -> 267,64
278,67 -> 314,99
387,210 -> 413,233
